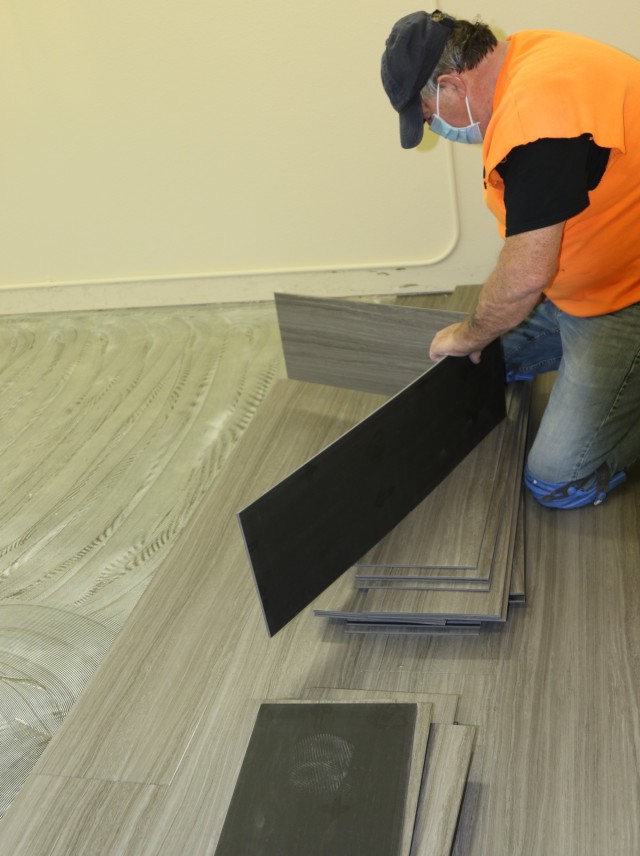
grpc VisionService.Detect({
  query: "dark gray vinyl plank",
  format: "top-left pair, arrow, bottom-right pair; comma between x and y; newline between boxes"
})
213,702 -> 417,856
239,343 -> 506,635
254,699 -> 434,856
275,293 -> 464,397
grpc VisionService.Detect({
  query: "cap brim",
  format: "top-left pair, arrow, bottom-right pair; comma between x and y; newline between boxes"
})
399,96 -> 425,149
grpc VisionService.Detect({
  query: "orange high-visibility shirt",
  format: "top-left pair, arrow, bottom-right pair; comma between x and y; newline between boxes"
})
483,31 -> 640,316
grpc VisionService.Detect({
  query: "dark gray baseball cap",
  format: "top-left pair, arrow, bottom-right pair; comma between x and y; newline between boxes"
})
381,11 -> 456,149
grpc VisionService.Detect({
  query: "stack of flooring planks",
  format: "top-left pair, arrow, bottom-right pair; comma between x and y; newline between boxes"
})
275,287 -> 531,633
238,289 -> 507,636
215,693 -> 475,856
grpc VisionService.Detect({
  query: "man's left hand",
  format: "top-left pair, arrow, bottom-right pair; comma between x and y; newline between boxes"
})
429,321 -> 482,364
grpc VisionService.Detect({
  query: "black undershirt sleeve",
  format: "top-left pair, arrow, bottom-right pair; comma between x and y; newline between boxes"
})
494,134 -> 610,237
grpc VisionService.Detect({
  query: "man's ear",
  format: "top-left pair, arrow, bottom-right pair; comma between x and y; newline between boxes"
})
436,72 -> 468,99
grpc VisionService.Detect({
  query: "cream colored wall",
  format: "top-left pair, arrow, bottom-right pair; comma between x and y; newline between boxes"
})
0,1 -> 637,312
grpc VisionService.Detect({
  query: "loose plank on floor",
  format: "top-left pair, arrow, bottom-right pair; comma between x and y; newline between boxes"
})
214,701 -> 420,856
412,724 -> 476,856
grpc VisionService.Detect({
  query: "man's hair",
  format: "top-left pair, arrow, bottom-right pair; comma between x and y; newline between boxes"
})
421,15 -> 498,96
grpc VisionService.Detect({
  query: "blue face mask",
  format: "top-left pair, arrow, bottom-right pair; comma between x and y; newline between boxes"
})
430,84 -> 483,144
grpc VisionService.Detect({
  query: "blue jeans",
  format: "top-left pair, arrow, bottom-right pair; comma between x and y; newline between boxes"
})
502,298 -> 640,482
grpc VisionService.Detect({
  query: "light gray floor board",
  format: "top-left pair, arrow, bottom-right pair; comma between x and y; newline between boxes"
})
0,775 -> 165,855
279,288 -> 511,575
412,724 -> 476,856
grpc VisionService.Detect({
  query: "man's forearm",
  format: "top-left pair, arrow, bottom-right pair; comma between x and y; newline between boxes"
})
429,222 -> 564,362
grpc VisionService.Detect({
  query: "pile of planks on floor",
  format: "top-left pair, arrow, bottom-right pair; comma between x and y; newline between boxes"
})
214,693 -> 475,856
274,287 -> 531,634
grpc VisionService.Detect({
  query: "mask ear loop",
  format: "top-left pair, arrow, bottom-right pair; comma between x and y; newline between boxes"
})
465,96 -> 475,124
436,83 -> 441,116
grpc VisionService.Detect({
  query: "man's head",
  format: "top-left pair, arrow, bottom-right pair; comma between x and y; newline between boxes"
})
381,10 -> 498,148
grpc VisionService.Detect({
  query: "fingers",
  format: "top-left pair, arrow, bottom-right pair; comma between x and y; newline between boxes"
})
429,323 -> 483,364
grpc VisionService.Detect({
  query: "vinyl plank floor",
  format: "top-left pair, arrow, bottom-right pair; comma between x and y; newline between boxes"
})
3,310 -> 640,856
305,376 -> 640,856
0,304 -> 285,816
275,293 -> 464,396
26,380 -> 387,785
0,776 -> 165,855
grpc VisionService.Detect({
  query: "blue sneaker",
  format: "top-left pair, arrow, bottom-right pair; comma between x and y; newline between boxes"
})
524,465 -> 627,509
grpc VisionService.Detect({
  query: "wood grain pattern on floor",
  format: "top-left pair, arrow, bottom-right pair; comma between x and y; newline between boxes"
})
1,301 -> 639,856
0,304 -> 284,816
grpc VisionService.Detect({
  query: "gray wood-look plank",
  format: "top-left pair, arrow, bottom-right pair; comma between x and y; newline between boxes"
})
0,776 -> 165,855
275,293 -> 464,396
411,724 -> 476,856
